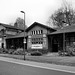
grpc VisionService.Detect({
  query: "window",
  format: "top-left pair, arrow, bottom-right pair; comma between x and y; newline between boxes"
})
36,30 -> 38,34
37,30 -> 40,34
37,30 -> 43,34
41,30 -> 43,34
31,31 -> 33,35
31,30 -> 43,35
31,38 -> 43,44
34,31 -> 35,35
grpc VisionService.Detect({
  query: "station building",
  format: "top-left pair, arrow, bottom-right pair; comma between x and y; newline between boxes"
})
25,22 -> 75,53
3,22 -> 75,53
25,22 -> 56,53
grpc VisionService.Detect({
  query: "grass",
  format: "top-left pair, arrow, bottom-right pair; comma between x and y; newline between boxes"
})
0,54 -> 75,67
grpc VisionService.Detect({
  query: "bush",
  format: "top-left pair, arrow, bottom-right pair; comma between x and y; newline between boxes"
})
30,51 -> 42,56
0,48 -> 8,54
8,49 -> 15,54
67,47 -> 72,56
58,50 -> 63,56
0,48 -> 4,53
58,45 -> 75,56
58,50 -> 68,56
13,48 -> 25,55
71,48 -> 75,56
27,49 -> 48,54
66,46 -> 75,56
3,48 -> 9,53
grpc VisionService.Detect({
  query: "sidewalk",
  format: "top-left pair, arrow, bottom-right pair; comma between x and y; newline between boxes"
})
0,54 -> 75,67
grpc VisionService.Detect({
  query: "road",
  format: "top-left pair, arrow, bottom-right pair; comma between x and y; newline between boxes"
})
0,57 -> 75,75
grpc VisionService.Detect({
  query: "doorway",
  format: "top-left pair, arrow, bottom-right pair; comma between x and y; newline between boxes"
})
52,43 -> 58,52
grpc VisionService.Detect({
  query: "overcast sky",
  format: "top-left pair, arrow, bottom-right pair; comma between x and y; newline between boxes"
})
0,0 -> 75,27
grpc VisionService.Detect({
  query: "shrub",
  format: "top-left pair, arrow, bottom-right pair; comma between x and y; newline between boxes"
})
0,48 -> 8,54
58,45 -> 75,56
3,48 -> 9,53
30,51 -> 42,56
58,50 -> 63,56
13,48 -> 25,55
66,46 -> 75,56
0,48 -> 4,53
27,49 -> 48,54
71,48 -> 75,56
8,49 -> 15,54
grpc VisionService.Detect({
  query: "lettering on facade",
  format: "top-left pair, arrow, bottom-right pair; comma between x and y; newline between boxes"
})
31,44 -> 43,49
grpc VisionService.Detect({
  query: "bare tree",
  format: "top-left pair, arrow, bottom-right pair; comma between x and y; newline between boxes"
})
14,17 -> 27,29
48,1 -> 75,28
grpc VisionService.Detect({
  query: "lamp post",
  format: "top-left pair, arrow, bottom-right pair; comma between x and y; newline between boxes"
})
62,21 -> 66,55
20,11 -> 26,60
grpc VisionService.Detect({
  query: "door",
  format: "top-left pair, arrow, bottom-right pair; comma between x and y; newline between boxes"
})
52,43 -> 58,52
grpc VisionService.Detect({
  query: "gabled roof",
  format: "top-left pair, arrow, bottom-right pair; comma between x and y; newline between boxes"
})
0,23 -> 24,31
25,22 -> 56,32
50,25 -> 75,35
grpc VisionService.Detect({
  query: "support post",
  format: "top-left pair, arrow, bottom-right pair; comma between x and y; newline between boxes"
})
51,36 -> 53,52
63,33 -> 65,53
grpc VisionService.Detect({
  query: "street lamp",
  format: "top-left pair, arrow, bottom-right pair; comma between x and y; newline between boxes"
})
20,11 -> 26,60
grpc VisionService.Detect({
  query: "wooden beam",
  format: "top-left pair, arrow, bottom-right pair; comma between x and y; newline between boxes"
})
63,33 -> 65,52
51,36 -> 53,52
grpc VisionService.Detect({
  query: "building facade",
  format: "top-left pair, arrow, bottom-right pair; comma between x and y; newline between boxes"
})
25,22 -> 75,53
0,23 -> 24,49
25,22 -> 55,53
5,22 -> 75,54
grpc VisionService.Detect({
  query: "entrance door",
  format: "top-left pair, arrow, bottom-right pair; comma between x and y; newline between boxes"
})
52,43 -> 58,52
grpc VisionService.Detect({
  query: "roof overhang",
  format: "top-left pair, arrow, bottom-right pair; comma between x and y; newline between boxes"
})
6,32 -> 27,39
48,25 -> 75,35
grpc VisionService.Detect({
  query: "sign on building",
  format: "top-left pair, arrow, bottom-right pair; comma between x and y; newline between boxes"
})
31,44 -> 43,49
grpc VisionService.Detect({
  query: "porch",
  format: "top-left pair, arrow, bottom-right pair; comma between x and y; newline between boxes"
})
48,32 -> 75,52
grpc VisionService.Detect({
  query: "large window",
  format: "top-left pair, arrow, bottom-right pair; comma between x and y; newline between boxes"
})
31,38 -> 43,44
31,30 -> 43,35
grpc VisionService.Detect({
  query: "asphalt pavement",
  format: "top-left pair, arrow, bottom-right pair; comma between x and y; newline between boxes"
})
0,57 -> 75,75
